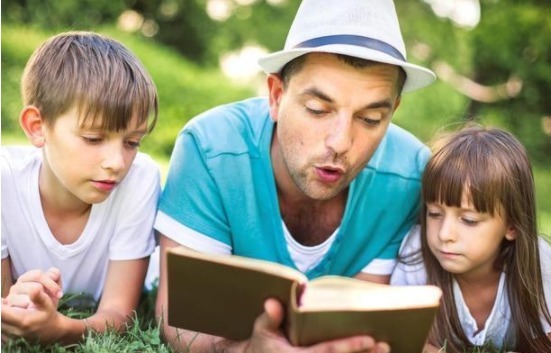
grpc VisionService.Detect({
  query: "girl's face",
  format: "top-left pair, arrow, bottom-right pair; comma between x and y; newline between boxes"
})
425,193 -> 514,280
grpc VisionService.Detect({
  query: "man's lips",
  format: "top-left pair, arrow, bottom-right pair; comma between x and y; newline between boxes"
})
315,165 -> 345,183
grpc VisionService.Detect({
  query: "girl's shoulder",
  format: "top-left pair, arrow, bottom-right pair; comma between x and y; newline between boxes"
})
391,225 -> 427,285
539,237 -> 551,282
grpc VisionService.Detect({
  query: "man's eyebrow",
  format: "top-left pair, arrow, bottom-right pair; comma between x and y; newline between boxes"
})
302,87 -> 393,110
302,87 -> 334,103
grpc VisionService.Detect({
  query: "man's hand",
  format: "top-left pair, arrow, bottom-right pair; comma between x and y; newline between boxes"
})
244,298 -> 391,353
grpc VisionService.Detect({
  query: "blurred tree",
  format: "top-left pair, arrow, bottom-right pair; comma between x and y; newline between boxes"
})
1,0 -> 125,29
2,0 -> 549,161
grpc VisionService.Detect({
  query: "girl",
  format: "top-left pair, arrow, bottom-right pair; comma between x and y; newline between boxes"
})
391,125 -> 551,352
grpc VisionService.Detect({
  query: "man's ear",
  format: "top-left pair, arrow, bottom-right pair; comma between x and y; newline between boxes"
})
20,106 -> 46,147
267,74 -> 284,122
392,95 -> 402,114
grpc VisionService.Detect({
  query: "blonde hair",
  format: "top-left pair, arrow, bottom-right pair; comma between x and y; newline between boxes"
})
21,31 -> 158,132
418,124 -> 551,352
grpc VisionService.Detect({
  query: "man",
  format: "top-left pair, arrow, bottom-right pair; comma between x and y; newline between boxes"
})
155,0 -> 436,352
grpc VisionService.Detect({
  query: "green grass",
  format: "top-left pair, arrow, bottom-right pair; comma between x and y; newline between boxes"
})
1,289 -> 175,353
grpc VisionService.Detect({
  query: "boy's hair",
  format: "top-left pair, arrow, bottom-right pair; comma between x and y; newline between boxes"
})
420,124 -> 551,352
21,31 -> 158,132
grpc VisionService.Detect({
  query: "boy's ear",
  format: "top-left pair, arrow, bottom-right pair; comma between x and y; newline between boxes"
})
505,225 -> 517,241
20,106 -> 46,147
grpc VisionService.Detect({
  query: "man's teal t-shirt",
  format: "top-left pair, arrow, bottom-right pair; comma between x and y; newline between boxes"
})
157,97 -> 429,279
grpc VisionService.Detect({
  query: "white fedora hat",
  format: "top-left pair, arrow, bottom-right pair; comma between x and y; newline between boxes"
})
258,0 -> 436,93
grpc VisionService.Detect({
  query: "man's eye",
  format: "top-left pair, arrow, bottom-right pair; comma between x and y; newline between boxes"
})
305,107 -> 326,116
359,117 -> 381,127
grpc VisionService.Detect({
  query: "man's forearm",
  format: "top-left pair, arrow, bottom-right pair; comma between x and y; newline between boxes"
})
162,324 -> 248,353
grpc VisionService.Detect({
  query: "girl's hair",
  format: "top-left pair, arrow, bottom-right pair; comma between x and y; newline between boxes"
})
21,31 -> 158,133
420,124 -> 551,352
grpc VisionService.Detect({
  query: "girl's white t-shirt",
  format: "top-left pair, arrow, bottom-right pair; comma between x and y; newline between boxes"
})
1,146 -> 160,301
391,226 -> 551,347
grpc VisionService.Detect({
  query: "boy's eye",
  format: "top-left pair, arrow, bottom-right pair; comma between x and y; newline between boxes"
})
125,140 -> 141,148
82,136 -> 103,144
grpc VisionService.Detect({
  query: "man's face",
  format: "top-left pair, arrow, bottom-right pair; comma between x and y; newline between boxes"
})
269,53 -> 402,201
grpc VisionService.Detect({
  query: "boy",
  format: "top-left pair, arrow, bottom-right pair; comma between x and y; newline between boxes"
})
1,31 -> 160,345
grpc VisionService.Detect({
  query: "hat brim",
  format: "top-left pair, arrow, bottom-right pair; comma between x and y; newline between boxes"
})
258,45 -> 436,93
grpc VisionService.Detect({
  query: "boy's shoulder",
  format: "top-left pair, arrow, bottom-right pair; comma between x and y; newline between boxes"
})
123,152 -> 160,183
2,146 -> 41,175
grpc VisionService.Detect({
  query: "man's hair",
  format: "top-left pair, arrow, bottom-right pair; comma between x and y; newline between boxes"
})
279,53 -> 407,95
420,124 -> 551,353
21,31 -> 158,132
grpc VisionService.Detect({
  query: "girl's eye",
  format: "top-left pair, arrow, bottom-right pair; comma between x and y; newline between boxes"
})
461,218 -> 479,226
427,211 -> 442,219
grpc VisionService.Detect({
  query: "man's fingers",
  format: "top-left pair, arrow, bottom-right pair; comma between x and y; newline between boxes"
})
306,335 -> 384,353
255,298 -> 284,332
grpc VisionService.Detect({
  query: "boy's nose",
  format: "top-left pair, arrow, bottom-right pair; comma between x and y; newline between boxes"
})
101,144 -> 126,173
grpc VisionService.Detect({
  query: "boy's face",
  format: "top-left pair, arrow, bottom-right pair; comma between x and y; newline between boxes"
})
40,106 -> 148,205
268,53 -> 401,201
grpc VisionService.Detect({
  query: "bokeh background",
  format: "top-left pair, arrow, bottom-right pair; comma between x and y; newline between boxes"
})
2,0 -> 550,235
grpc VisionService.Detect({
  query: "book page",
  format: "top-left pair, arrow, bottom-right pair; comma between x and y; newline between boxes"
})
300,276 -> 442,311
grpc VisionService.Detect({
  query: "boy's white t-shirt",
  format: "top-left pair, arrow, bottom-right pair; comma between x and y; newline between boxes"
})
1,146 -> 160,301
391,226 -> 551,348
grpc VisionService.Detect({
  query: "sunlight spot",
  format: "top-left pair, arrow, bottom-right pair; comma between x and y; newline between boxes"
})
220,44 -> 268,81
423,0 -> 480,29
117,10 -> 144,33
207,0 -> 233,22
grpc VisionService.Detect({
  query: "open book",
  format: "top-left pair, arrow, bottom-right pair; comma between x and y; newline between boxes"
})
167,246 -> 442,353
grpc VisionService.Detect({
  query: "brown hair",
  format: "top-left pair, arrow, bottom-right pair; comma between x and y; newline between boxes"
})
279,53 -> 406,94
21,31 -> 158,132
420,124 -> 551,352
